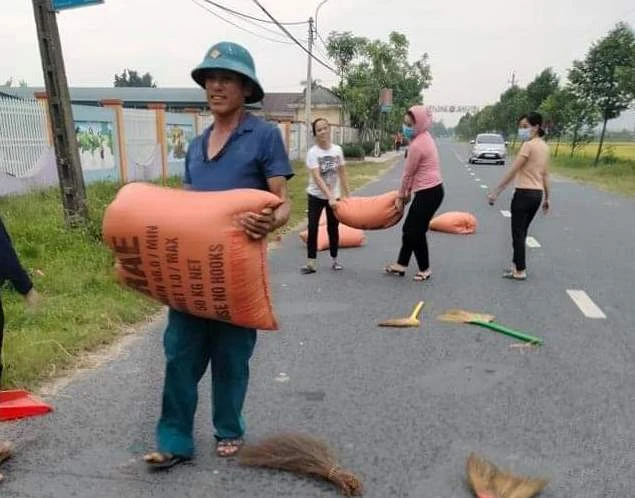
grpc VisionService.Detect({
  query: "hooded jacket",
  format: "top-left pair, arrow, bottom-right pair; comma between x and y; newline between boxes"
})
399,105 -> 442,197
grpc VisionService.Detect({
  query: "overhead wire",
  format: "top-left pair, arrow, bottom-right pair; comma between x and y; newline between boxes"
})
200,0 -> 307,26
250,0 -> 338,75
190,0 -> 294,45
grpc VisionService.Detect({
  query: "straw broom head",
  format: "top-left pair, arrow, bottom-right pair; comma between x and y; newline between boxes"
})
239,433 -> 363,496
378,301 -> 424,328
466,452 -> 497,497
491,467 -> 548,498
438,309 -> 495,324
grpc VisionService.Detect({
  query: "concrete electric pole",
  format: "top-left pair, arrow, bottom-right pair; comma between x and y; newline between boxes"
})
32,0 -> 88,225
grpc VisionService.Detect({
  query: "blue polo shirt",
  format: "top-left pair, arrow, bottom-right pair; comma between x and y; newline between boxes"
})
184,113 -> 293,192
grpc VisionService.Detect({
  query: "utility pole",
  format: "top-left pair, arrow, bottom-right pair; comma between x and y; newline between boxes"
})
304,16 -> 314,155
509,71 -> 517,88
32,0 -> 87,226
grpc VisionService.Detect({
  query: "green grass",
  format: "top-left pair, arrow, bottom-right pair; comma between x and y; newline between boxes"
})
550,155 -> 635,196
559,142 -> 635,160
1,159 -> 394,389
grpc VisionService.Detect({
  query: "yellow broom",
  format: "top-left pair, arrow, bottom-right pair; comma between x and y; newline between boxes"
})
378,301 -> 425,328
239,433 -> 363,496
466,453 -> 548,498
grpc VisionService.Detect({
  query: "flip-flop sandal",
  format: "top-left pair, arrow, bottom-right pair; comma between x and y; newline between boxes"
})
413,272 -> 431,281
384,265 -> 405,277
301,265 -> 317,275
502,271 -> 527,280
332,262 -> 343,271
144,452 -> 189,470
216,439 -> 244,458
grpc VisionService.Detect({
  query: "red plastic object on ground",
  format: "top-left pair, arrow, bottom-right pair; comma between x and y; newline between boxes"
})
0,390 -> 54,421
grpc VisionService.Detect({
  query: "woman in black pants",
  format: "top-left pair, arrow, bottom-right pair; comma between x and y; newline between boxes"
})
488,112 -> 551,280
385,105 -> 444,281
301,118 -> 350,274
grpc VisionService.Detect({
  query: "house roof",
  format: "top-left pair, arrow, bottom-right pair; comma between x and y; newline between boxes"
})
292,85 -> 343,107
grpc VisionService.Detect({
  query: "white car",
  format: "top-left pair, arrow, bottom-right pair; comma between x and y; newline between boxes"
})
469,134 -> 508,165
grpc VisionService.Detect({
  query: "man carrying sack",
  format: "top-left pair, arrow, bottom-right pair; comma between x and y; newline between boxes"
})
144,42 -> 293,469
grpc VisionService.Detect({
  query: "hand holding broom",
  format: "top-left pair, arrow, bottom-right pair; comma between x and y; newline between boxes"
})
239,433 -> 364,496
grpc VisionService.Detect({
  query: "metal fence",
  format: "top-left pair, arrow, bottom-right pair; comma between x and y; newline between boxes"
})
0,96 -> 49,178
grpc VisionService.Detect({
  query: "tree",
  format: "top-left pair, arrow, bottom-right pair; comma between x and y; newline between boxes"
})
568,22 -> 635,165
526,68 -> 559,111
114,69 -> 157,88
327,31 -> 432,141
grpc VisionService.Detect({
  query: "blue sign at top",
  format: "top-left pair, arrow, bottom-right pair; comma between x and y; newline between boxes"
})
52,0 -> 104,11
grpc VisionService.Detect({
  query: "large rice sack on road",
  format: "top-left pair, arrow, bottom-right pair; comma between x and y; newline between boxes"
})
299,224 -> 366,251
333,191 -> 403,230
103,182 -> 282,330
429,211 -> 478,234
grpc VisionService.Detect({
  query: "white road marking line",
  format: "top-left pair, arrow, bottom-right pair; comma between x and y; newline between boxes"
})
526,236 -> 541,248
480,185 -> 488,189
475,178 -> 481,181
567,290 -> 607,319
454,152 -> 466,163
500,210 -> 511,217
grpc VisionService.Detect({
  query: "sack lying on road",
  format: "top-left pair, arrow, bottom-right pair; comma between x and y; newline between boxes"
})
429,211 -> 478,234
299,224 -> 366,251
103,182 -> 282,330
333,191 -> 403,230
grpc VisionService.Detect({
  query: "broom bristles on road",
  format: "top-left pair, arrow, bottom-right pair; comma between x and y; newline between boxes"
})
239,433 -> 363,496
438,309 -> 495,324
466,453 -> 548,498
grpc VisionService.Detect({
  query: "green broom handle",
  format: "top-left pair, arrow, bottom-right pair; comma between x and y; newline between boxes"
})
470,320 -> 544,345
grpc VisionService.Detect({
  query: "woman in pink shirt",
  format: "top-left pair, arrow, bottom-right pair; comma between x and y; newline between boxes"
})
385,105 -> 444,281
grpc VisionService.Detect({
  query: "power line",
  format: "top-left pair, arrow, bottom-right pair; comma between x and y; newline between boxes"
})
200,0 -> 307,26
250,0 -> 338,75
190,0 -> 294,45
200,0 -> 300,41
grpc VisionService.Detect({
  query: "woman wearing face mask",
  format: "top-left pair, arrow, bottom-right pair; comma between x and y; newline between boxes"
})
384,106 -> 444,281
488,112 -> 551,280
301,118 -> 350,274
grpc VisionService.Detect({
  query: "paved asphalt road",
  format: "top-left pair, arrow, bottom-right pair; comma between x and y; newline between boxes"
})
1,139 -> 633,497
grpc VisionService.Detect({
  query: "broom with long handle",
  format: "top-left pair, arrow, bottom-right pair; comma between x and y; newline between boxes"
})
467,453 -> 549,498
438,309 -> 544,345
239,433 -> 364,496
378,301 -> 425,328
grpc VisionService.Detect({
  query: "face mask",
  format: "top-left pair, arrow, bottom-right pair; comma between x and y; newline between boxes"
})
402,125 -> 414,140
518,128 -> 531,141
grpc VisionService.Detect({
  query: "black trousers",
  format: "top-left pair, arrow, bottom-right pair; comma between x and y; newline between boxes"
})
306,194 -> 339,259
511,188 -> 542,271
397,184 -> 444,271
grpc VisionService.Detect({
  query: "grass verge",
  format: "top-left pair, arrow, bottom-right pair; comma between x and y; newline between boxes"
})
1,158 -> 395,389
550,156 -> 635,197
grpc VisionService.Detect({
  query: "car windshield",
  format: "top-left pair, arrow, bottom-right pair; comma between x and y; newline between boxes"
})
477,135 -> 504,144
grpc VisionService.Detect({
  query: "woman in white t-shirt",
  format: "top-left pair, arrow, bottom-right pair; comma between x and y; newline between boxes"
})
301,118 -> 350,274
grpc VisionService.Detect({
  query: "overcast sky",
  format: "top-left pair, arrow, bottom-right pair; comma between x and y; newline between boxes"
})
1,0 -> 634,126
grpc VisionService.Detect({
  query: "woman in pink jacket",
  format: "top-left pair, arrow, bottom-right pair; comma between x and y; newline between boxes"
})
385,105 -> 444,281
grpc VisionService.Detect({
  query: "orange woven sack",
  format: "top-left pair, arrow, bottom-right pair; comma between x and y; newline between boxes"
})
299,224 -> 366,251
333,191 -> 403,230
103,182 -> 282,330
429,211 -> 478,234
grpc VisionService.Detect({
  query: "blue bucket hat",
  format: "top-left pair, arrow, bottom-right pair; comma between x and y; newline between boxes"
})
191,42 -> 264,104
